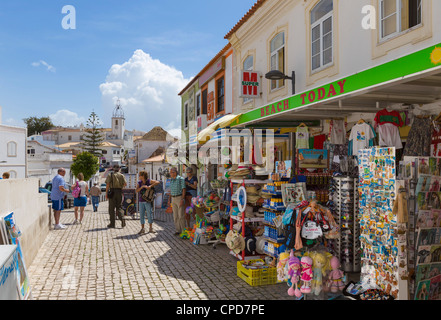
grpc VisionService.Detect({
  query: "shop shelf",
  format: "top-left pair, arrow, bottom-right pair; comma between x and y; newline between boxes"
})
263,225 -> 285,243
263,241 -> 286,258
237,259 -> 278,287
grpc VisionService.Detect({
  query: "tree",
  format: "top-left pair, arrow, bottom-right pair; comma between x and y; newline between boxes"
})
70,152 -> 99,181
23,116 -> 54,136
81,111 -> 105,157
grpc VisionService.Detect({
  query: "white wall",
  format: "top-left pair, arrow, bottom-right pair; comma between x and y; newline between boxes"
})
0,178 -> 50,267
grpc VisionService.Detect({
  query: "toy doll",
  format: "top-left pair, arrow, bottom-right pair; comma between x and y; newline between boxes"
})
277,252 -> 290,282
300,256 -> 313,294
311,252 -> 331,296
287,251 -> 302,297
326,256 -> 345,293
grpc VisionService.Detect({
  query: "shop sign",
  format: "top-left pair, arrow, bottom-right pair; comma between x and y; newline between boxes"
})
240,71 -> 261,98
207,92 -> 215,124
236,42 -> 441,127
199,57 -> 224,87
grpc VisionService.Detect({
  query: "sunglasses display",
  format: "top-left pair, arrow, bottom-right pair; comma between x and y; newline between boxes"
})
331,176 -> 361,273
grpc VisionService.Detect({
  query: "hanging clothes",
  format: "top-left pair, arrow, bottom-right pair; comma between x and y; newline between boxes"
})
349,122 -> 375,156
296,126 -> 309,149
313,134 -> 327,149
330,119 -> 346,145
403,117 -> 433,157
431,127 -> 441,157
378,123 -> 403,149
374,109 -> 404,128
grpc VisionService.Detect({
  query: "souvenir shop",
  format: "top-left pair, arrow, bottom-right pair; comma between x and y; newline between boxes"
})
183,43 -> 441,300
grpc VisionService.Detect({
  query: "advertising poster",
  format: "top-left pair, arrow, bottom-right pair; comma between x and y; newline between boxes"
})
1,212 -> 31,300
298,149 -> 328,169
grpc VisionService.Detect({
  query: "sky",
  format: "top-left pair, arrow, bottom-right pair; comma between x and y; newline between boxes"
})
0,0 -> 257,137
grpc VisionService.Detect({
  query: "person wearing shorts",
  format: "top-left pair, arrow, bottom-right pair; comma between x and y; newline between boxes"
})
51,168 -> 71,230
73,173 -> 90,225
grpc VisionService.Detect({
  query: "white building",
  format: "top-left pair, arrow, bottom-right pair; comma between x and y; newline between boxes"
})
0,106 -> 27,179
27,139 -> 73,186
41,101 -> 135,166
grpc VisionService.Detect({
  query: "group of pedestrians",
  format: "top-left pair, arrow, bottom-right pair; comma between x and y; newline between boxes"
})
50,163 -> 198,237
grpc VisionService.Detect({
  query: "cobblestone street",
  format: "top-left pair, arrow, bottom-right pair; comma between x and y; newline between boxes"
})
27,201 -> 292,300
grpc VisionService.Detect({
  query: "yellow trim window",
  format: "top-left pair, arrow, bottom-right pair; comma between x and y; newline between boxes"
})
379,0 -> 422,40
270,32 -> 285,91
311,0 -> 334,72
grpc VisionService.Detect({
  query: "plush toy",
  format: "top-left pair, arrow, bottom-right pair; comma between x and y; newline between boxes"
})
300,256 -> 313,294
277,252 -> 290,282
287,251 -> 302,297
310,252 -> 331,296
326,256 -> 345,293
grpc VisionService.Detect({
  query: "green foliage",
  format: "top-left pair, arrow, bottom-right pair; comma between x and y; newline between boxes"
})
70,152 -> 99,181
23,116 -> 54,137
81,111 -> 105,157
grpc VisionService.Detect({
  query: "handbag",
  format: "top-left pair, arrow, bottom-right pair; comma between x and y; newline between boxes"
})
141,187 -> 155,202
107,173 -> 114,199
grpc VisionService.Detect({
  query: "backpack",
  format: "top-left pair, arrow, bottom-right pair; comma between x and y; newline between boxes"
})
72,181 -> 81,198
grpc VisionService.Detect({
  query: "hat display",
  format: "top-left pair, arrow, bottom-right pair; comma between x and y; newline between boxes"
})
255,236 -> 265,255
245,236 -> 257,255
225,230 -> 245,254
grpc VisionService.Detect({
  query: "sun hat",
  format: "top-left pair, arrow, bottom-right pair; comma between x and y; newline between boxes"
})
255,236 -> 265,254
225,230 -> 245,254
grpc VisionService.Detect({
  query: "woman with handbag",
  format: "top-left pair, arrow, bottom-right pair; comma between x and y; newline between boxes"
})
136,171 -> 159,234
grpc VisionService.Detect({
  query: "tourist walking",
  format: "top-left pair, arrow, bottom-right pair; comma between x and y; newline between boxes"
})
90,183 -> 102,212
73,173 -> 89,225
169,167 -> 186,235
51,168 -> 71,230
184,167 -> 198,228
105,164 -> 127,228
135,171 -> 159,234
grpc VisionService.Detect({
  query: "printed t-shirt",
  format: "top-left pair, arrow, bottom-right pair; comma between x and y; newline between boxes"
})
349,123 -> 375,156
296,126 -> 309,149
374,109 -> 404,127
330,119 -> 346,145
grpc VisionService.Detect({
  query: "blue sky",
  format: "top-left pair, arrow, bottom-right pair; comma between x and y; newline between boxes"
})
0,0 -> 256,135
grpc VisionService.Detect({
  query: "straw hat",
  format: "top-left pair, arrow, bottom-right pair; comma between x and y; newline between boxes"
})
225,230 -> 245,254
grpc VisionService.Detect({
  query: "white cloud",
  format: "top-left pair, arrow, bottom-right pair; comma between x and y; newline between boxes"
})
31,60 -> 56,73
99,50 -> 190,134
49,109 -> 86,127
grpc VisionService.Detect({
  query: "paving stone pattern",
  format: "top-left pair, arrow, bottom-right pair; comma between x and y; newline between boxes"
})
27,201 -> 292,300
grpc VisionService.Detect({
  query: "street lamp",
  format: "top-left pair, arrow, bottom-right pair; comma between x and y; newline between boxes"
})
265,70 -> 296,95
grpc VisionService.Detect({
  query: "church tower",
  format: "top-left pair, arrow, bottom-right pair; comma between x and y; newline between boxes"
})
111,99 -> 125,140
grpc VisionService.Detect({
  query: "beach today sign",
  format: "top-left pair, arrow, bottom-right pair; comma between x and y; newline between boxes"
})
237,42 -> 441,126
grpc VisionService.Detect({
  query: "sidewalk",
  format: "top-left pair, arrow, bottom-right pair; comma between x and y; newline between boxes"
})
27,200 -> 293,300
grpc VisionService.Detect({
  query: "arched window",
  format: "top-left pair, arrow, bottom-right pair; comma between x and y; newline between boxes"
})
270,32 -> 285,90
311,0 -> 333,71
243,55 -> 254,103
7,141 -> 17,157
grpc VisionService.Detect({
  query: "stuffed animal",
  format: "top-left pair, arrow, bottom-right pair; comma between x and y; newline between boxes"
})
310,252 -> 331,296
277,252 -> 290,282
300,256 -> 313,294
326,256 -> 345,293
287,251 -> 302,297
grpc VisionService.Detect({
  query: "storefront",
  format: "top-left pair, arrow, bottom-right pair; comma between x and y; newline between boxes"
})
174,41 -> 441,300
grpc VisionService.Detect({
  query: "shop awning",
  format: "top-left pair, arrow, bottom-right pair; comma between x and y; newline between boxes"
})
233,42 -> 441,128
197,114 -> 241,145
